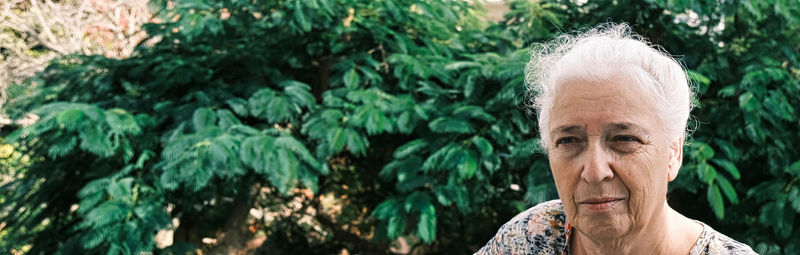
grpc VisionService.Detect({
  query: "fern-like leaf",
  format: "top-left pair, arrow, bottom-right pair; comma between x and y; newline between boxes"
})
47,136 -> 77,158
56,109 -> 87,131
105,108 -> 142,135
192,107 -> 217,131
78,125 -> 114,157
274,136 -> 319,169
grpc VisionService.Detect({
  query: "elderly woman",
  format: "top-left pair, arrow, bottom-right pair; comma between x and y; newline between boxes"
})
476,24 -> 756,255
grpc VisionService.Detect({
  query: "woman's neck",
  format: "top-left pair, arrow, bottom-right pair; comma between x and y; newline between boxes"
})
570,203 -> 702,255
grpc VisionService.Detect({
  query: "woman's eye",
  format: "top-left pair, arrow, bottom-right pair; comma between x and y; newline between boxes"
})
555,137 -> 579,146
613,135 -> 640,143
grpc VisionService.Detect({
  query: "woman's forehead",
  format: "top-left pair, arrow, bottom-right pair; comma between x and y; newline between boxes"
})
548,78 -> 661,134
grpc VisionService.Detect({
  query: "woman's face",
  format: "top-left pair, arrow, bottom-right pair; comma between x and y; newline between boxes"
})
546,74 -> 682,239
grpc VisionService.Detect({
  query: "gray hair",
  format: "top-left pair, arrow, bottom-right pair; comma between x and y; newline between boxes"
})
526,23 -> 695,150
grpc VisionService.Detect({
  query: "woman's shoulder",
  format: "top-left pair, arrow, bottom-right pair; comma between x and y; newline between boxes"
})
474,200 -> 569,255
689,222 -> 757,255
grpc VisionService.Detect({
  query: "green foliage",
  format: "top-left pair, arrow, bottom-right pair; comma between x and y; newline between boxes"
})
1,0 -> 799,254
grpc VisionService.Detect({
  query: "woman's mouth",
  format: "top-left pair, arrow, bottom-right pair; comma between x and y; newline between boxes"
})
578,197 -> 625,211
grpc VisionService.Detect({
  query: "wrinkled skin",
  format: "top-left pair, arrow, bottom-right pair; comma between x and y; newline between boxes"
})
546,72 -> 701,254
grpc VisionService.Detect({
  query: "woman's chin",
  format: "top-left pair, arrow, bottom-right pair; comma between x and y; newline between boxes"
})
574,213 -> 632,239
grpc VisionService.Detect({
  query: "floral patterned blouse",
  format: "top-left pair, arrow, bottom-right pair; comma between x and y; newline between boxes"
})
475,200 -> 757,255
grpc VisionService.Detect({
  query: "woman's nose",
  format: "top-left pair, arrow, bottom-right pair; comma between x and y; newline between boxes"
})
580,141 -> 614,183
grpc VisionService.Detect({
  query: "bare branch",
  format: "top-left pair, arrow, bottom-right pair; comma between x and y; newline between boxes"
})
0,0 -> 152,95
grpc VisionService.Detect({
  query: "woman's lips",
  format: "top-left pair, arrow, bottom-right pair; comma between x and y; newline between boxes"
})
578,197 -> 625,211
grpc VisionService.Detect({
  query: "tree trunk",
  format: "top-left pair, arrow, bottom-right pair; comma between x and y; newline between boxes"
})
205,183 -> 265,255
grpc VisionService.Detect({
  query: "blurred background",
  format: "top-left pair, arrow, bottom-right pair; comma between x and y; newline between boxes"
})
0,0 -> 798,254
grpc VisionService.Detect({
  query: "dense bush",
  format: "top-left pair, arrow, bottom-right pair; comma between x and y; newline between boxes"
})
1,0 -> 798,254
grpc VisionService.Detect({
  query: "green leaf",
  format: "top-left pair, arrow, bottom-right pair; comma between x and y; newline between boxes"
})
85,201 -> 128,227
271,148 -> 298,194
687,70 -> 711,85
229,124 -> 261,136
79,125 -> 114,157
298,166 -> 319,194
707,183 -> 725,219
739,92 -> 762,112
759,201 -> 786,236
696,163 -> 717,184
365,108 -> 393,135
346,89 -> 380,104
267,96 -> 293,123
216,109 -> 242,131
284,81 -> 316,107
48,137 -> 77,158
458,150 -> 478,179
328,127 -> 347,153
444,61 -> 480,71
81,229 -> 105,249
711,159 -> 741,180
56,109 -> 86,131
349,105 -> 370,127
397,111 -> 414,133
394,139 -> 428,158
790,188 -> 800,213
433,186 -> 457,206
713,139 -> 740,163
428,117 -> 475,134
788,160 -> 800,175
387,214 -> 407,239
454,185 -> 470,212
414,105 -> 430,120
344,68 -> 360,89
240,135 -> 274,168
715,175 -> 739,204
422,144 -> 454,171
692,141 -> 715,161
105,108 -> 141,135
747,181 -> 784,203
417,203 -> 437,244
226,98 -> 250,116
471,136 -> 493,156
344,128 -> 368,156
742,0 -> 763,19
250,89 -> 293,123
192,108 -> 217,131
453,105 -> 495,122
293,0 -> 311,32
320,109 -> 344,123
275,136 -> 319,168
76,173 -> 105,193
482,154 -> 502,174
209,137 -> 241,175
134,150 -> 155,169
404,191 -> 431,212
107,177 -> 134,202
372,198 -> 399,219
380,156 -> 422,181
464,79 -> 477,98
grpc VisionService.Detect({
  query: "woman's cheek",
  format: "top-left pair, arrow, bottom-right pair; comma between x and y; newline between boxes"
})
552,159 -> 579,220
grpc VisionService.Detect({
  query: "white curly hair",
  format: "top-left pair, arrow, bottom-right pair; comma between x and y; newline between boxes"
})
526,23 -> 695,150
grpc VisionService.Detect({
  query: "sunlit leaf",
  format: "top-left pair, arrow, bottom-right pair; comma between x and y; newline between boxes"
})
344,68 -> 361,89
707,183 -> 725,219
457,150 -> 478,179
417,203 -> 437,243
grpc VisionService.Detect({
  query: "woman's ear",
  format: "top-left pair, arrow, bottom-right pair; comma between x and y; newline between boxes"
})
667,138 -> 684,181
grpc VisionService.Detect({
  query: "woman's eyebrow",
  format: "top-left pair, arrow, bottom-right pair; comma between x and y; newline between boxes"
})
606,122 -> 647,133
552,125 -> 584,135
